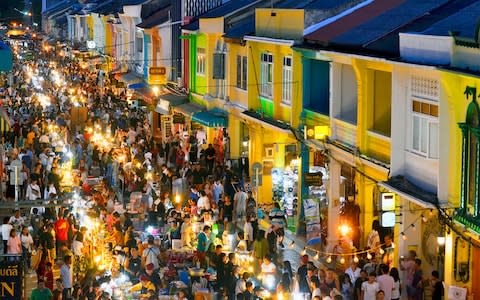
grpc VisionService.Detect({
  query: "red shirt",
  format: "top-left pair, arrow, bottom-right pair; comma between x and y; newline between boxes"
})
45,270 -> 54,291
54,218 -> 69,241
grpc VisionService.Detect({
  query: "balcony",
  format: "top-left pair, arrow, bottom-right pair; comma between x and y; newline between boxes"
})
365,130 -> 391,164
331,118 -> 357,148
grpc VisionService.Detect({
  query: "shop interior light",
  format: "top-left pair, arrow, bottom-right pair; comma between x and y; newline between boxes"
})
242,136 -> 249,147
401,232 -> 407,240
301,247 -> 306,256
314,252 -> 319,260
326,256 -> 332,263
152,86 -> 159,96
437,235 -> 446,246
339,257 -> 345,264
379,248 -> 385,255
367,253 -> 372,260
411,224 -> 416,231
289,241 -> 295,249
353,256 -> 359,263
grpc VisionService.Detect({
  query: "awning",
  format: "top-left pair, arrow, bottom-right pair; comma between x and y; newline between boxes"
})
378,175 -> 438,208
241,110 -> 292,134
155,93 -> 188,115
174,102 -> 205,117
191,108 -> 228,128
115,72 -> 143,85
128,82 -> 148,89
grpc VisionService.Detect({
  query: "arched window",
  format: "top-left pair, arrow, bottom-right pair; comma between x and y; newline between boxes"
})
459,86 -> 480,217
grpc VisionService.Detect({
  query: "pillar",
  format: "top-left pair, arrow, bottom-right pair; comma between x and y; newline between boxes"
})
327,158 -> 341,250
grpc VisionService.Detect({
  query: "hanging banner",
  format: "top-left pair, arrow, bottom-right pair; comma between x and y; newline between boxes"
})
304,198 -> 321,245
0,260 -> 22,299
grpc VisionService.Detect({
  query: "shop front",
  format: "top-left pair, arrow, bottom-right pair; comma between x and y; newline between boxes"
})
242,111 -> 302,231
153,92 -> 188,139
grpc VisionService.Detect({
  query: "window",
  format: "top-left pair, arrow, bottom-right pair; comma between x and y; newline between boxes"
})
236,55 -> 247,90
136,37 -> 143,53
260,53 -> 273,98
459,86 -> 480,218
213,53 -> 225,79
196,48 -> 206,75
282,56 -> 292,105
410,76 -> 439,159
411,99 -> 439,158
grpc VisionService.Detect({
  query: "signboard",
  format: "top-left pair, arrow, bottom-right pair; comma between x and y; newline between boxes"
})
0,261 -> 22,299
86,40 -> 96,49
304,198 -> 322,245
304,125 -> 329,140
380,192 -> 396,227
381,211 -> 396,227
161,115 -> 172,140
252,162 -> 262,187
381,193 -> 395,211
304,172 -> 322,186
148,67 -> 167,85
173,113 -> 185,124
155,99 -> 170,115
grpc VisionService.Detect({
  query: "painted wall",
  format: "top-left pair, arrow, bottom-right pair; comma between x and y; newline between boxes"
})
227,42 -> 249,109
246,40 -> 302,127
255,8 -> 304,40
390,65 -> 440,194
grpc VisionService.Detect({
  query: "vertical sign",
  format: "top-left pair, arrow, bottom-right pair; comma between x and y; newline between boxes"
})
304,198 -> 321,245
161,115 -> 172,141
0,261 -> 22,299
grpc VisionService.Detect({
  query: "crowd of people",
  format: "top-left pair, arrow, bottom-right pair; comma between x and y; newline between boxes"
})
0,40 -> 446,300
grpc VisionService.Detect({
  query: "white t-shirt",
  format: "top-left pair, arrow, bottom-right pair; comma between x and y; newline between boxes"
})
261,262 -> 276,274
377,274 -> 395,300
1,224 -> 12,241
361,281 -> 379,300
392,280 -> 401,299
20,234 -> 33,252
197,196 -> 210,211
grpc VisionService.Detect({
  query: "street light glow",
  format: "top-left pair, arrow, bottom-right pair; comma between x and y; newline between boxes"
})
339,223 -> 351,236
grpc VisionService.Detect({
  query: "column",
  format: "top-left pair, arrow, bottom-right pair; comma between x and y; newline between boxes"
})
327,158 -> 341,250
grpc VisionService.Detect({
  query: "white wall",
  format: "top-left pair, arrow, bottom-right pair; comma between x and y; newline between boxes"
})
158,22 -> 172,79
400,33 -> 453,66
123,5 -> 142,18
452,46 -> 480,72
391,65 -> 440,193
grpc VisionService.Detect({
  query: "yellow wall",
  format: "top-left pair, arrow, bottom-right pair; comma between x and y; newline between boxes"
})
103,16 -> 112,56
255,9 -> 304,40
86,15 -> 93,40
227,42 -> 249,109
351,58 -> 392,163
247,41 -> 302,127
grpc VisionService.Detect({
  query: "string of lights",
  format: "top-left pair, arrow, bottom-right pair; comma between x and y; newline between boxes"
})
292,212 -> 426,263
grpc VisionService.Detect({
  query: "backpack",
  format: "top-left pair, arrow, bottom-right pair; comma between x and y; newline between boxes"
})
144,247 -> 159,268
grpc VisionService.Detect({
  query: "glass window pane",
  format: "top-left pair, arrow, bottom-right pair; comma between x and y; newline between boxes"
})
421,102 -> 430,115
413,100 -> 421,113
430,104 -> 439,117
412,115 -> 420,151
429,122 -> 439,159
420,117 -> 428,153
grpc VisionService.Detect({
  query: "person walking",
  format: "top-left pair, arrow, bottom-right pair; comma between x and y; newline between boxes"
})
29,279 -> 53,300
60,255 -> 73,299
